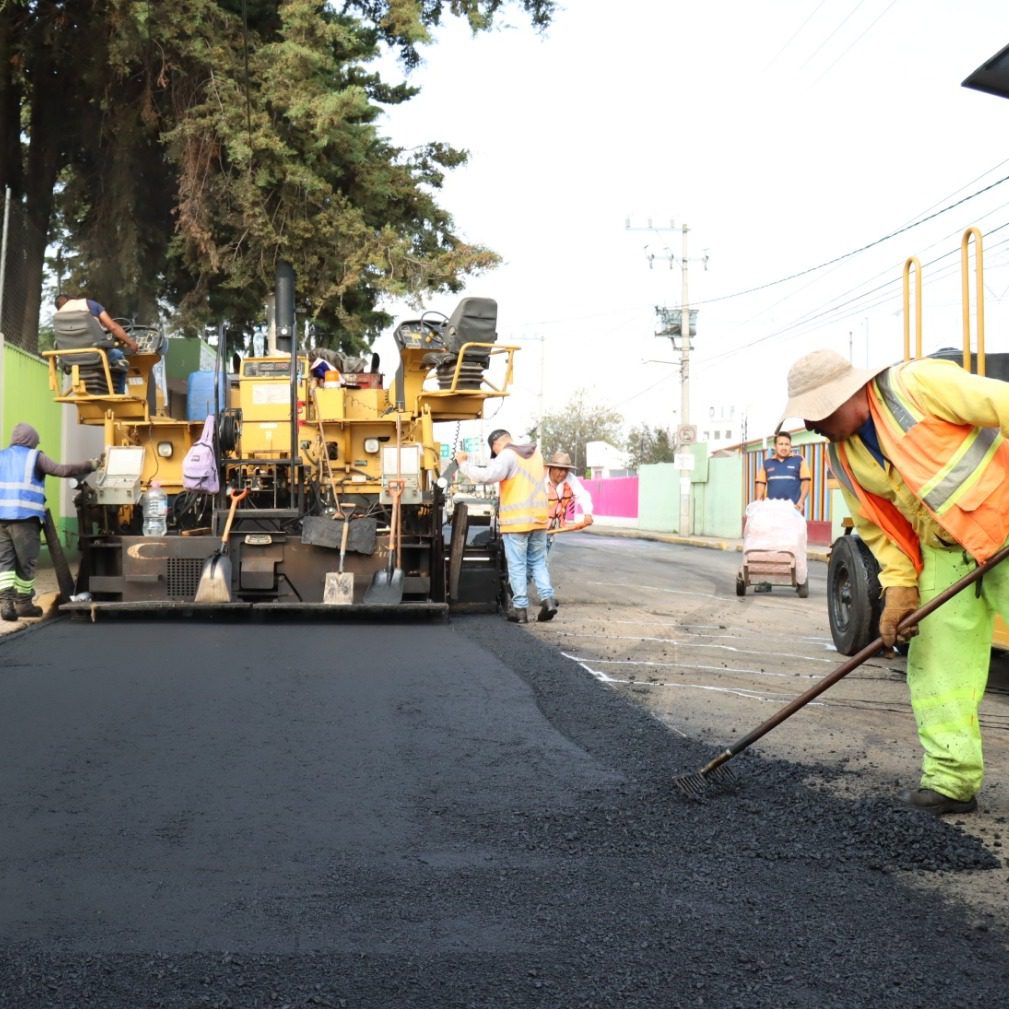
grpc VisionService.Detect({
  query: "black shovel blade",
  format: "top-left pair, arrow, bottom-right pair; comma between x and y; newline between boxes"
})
363,566 -> 404,605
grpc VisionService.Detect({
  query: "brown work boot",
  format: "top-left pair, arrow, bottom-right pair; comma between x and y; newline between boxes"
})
1,597 -> 17,622
507,607 -> 528,624
537,597 -> 558,622
15,595 -> 44,618
899,787 -> 977,816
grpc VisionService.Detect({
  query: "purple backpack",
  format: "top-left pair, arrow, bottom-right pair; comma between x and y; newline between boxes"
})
183,415 -> 220,493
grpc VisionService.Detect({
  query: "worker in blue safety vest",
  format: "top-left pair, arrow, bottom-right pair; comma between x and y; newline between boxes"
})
0,423 -> 99,622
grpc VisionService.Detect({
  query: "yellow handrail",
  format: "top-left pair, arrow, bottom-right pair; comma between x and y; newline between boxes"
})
961,226 -> 986,375
902,256 -> 922,361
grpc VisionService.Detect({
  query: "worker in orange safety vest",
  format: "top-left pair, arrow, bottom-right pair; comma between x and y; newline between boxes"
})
545,450 -> 594,555
779,348 -> 1009,817
456,429 -> 557,625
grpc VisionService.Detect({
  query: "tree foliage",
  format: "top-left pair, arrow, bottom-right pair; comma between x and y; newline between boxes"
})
532,390 -> 624,474
0,0 -> 555,350
625,423 -> 675,471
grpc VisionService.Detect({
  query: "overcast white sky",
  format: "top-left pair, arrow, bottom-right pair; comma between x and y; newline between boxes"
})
374,1 -> 1009,450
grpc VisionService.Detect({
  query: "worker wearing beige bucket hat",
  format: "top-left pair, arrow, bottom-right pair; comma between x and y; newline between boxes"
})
778,349 -> 888,437
545,451 -> 593,553
780,347 -> 1009,816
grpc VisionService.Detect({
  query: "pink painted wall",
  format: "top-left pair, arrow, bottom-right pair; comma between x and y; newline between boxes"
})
583,477 -> 639,519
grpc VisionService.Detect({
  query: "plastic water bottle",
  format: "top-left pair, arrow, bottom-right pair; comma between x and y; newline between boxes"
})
142,481 -> 168,536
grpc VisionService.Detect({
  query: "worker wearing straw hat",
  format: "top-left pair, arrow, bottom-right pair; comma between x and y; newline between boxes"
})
544,450 -> 593,554
780,348 -> 1009,816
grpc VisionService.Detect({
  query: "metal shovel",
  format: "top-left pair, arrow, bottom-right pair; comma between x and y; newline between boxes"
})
194,488 -> 247,603
365,415 -> 405,604
364,478 -> 404,604
324,516 -> 355,604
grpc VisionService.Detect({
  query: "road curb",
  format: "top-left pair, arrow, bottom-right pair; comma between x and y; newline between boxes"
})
585,525 -> 831,563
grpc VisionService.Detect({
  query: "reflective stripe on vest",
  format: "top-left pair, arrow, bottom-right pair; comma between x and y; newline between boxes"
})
828,441 -> 923,573
868,364 -> 1009,562
0,445 -> 44,520
547,480 -> 574,528
499,448 -> 549,532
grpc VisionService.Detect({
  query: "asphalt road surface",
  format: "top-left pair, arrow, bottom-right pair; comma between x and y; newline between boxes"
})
2,535 -> 1008,1007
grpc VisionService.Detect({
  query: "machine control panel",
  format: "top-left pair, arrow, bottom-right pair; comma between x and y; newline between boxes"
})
93,446 -> 147,505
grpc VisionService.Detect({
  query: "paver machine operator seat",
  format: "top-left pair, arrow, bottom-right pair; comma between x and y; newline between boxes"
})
52,308 -> 124,395
427,297 -> 499,390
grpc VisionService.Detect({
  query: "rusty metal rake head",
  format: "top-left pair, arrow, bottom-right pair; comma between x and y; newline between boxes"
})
672,751 -> 737,800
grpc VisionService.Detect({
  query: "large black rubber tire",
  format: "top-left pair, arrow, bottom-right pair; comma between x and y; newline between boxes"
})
827,534 -> 882,656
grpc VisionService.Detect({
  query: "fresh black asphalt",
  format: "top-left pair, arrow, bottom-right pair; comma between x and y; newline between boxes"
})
1,615 -> 1006,1007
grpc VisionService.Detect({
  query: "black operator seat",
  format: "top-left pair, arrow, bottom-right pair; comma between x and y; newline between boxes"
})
432,297 -> 498,390
52,309 -> 123,394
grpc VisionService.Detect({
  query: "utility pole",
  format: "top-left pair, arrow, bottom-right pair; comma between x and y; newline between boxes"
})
631,218 -> 706,534
675,224 -> 693,536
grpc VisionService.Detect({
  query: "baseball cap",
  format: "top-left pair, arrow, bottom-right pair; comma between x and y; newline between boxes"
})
487,429 -> 510,458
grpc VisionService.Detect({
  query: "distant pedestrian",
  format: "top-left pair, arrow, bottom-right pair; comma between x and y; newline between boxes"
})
755,432 -> 810,511
0,424 -> 99,621
455,429 -> 557,624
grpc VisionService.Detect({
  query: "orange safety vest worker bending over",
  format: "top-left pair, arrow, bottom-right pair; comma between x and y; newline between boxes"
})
779,349 -> 1009,817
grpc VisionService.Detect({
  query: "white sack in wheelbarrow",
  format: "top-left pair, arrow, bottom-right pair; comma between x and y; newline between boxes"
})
743,499 -> 808,586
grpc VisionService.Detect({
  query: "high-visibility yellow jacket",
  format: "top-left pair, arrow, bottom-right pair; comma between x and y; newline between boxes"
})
830,358 -> 1009,588
499,447 -> 549,533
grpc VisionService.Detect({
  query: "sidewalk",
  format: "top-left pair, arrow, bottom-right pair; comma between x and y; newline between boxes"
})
584,524 -> 832,563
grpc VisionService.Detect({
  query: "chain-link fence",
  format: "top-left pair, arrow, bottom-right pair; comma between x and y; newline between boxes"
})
0,187 -> 46,355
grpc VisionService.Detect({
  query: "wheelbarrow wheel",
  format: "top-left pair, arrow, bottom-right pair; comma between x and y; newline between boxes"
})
796,580 -> 809,598
735,575 -> 746,597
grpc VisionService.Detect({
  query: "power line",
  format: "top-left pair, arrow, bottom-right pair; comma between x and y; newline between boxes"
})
696,221 -> 1009,371
811,0 -> 900,84
763,0 -> 830,72
798,0 -> 867,70
692,171 -> 1009,308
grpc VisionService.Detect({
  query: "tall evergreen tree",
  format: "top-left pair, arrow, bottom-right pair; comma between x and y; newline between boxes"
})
0,0 -> 554,350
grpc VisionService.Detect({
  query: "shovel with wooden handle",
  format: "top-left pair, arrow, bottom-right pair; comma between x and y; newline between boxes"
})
194,488 -> 248,603
364,415 -> 406,605
324,516 -> 355,604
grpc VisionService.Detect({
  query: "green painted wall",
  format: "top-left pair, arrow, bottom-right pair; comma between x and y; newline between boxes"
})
695,455 -> 744,538
3,343 -> 64,519
639,463 -> 679,532
2,343 -> 68,558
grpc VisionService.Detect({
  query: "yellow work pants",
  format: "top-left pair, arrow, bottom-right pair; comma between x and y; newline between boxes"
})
908,538 -> 1009,800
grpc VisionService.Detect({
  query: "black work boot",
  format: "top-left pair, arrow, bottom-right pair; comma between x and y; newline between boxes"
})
15,595 -> 43,618
1,596 -> 17,622
537,597 -> 558,622
899,787 -> 977,816
507,607 -> 528,624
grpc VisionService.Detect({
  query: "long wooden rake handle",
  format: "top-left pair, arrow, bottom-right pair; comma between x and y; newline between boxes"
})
681,540 -> 1009,790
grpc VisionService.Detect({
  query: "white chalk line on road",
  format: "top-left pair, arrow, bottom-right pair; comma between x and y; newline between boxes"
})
561,651 -> 819,709
547,633 -> 837,665
565,655 -> 822,681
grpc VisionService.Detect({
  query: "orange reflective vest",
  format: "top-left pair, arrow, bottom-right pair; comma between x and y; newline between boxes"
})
829,363 -> 1009,571
499,448 -> 549,533
547,480 -> 574,529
